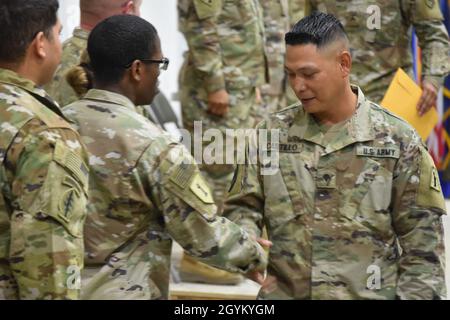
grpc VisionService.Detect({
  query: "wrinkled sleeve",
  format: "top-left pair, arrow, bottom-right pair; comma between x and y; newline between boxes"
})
178,0 -> 225,93
8,125 -> 88,300
404,0 -> 450,87
223,129 -> 265,240
391,138 -> 446,300
144,141 -> 266,274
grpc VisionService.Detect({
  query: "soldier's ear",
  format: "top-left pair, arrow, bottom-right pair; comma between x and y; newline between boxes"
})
32,31 -> 47,59
129,60 -> 142,82
339,50 -> 352,78
122,1 -> 134,14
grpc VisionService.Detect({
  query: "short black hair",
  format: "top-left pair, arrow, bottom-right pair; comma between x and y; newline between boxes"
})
285,12 -> 348,48
0,0 -> 59,63
88,15 -> 159,85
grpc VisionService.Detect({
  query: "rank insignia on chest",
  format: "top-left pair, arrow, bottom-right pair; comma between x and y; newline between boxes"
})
316,169 -> 337,189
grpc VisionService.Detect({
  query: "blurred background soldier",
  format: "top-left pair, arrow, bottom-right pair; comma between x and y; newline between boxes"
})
254,0 -> 291,123
304,0 -> 450,115
288,0 -> 307,27
0,0 -> 89,299
177,0 -> 268,285
285,0 -> 307,105
45,0 -> 142,107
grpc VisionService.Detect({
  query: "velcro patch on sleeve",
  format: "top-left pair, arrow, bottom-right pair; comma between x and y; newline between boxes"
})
430,167 -> 441,192
417,147 -> 446,211
415,0 -> 444,20
53,140 -> 88,194
190,173 -> 214,204
170,162 -> 196,189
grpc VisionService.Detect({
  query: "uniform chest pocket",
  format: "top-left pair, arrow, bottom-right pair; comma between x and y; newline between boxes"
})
264,152 -> 309,229
338,157 -> 382,221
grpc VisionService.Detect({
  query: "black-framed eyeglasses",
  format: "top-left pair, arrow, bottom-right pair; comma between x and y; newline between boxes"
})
124,57 -> 169,70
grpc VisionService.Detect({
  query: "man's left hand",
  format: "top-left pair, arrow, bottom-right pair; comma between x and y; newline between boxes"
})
417,80 -> 438,117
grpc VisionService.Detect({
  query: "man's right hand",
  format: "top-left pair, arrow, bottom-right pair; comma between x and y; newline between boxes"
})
246,237 -> 272,284
207,89 -> 229,116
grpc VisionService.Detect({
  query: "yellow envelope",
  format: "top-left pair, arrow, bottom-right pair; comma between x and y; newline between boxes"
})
380,68 -> 438,141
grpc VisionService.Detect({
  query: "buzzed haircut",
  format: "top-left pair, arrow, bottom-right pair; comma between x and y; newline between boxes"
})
0,0 -> 59,63
87,15 -> 159,85
285,12 -> 349,49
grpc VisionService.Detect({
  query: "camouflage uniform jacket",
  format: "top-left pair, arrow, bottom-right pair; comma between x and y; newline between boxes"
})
45,27 -> 89,107
0,69 -> 89,299
224,86 -> 447,299
288,0 -> 307,27
178,0 -> 268,96
306,0 -> 450,102
259,0 -> 290,96
63,89 -> 267,300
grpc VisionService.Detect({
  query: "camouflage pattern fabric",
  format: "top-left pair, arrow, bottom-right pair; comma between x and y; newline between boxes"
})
63,89 -> 267,300
304,0 -> 450,103
44,28 -> 89,107
255,0 -> 291,122
0,69 -> 89,300
178,0 -> 268,210
224,86 -> 447,299
288,0 -> 307,27
285,1 -> 308,106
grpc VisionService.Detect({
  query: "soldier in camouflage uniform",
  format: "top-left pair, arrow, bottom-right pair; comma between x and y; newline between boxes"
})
63,15 -> 267,299
288,0 -> 307,27
255,0 -> 291,121
45,0 -> 142,107
178,0 -> 268,208
177,0 -> 269,285
301,0 -> 450,115
224,13 -> 447,299
0,0 -> 89,299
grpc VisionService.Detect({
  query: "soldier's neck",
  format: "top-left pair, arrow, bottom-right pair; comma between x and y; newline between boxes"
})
94,83 -> 137,106
313,85 -> 358,126
0,61 -> 42,87
80,14 -> 102,31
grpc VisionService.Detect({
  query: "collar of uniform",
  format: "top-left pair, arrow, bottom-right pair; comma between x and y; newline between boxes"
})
83,89 -> 136,111
73,27 -> 90,40
0,68 -> 57,102
288,85 -> 375,152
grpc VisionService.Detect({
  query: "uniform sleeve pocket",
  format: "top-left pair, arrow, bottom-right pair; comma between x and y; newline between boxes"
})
161,158 -> 218,222
29,140 -> 88,238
